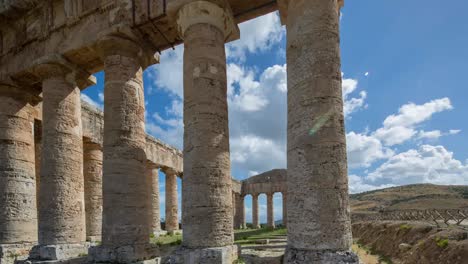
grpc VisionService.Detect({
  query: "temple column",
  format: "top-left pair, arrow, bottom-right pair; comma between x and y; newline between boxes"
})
89,36 -> 158,263
165,170 -> 179,234
282,193 -> 287,227
267,193 -> 275,229
278,0 -> 358,263
0,82 -> 39,262
234,194 -> 245,229
83,141 -> 103,242
176,1 -> 239,261
32,56 -> 94,260
252,194 -> 260,229
147,164 -> 161,235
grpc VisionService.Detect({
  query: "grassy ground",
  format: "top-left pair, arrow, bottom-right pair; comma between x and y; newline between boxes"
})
151,232 -> 182,246
234,227 -> 287,245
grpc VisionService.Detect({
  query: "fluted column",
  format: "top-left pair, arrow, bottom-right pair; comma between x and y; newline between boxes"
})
0,83 -> 39,245
165,170 -> 179,234
267,193 -> 275,229
252,194 -> 260,229
91,35 -> 158,263
83,141 -> 103,242
147,165 -> 161,235
279,0 -> 358,263
177,0 -> 239,250
32,56 -> 93,259
282,193 -> 287,227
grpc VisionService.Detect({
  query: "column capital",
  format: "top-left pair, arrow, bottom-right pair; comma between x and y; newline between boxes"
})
176,0 -> 240,42
31,54 -> 96,89
96,34 -> 160,70
278,0 -> 344,25
0,79 -> 42,105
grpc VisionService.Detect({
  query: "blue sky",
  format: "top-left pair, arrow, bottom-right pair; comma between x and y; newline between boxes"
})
82,0 -> 468,223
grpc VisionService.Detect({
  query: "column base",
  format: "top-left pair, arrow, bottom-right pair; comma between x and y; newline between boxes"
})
283,248 -> 359,264
88,243 -> 159,263
28,244 -> 88,261
0,243 -> 36,264
162,245 -> 238,264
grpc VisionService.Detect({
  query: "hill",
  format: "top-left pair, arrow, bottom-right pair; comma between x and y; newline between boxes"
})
350,184 -> 468,213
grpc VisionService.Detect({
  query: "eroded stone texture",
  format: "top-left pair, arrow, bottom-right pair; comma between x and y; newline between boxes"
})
267,193 -> 275,229
233,194 -> 245,229
83,141 -> 103,242
282,193 -> 287,227
165,170 -> 179,233
94,35 -> 154,262
147,165 -> 161,234
178,1 -> 235,249
281,0 -> 357,262
252,194 -> 260,229
36,62 -> 86,248
0,83 -> 38,244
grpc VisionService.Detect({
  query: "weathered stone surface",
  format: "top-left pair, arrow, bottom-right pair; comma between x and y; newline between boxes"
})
267,193 -> 275,229
147,165 -> 161,235
233,194 -> 245,229
0,83 -> 38,244
29,244 -> 88,261
0,243 -> 35,264
162,245 -> 238,264
178,0 -> 236,249
95,35 -> 152,262
165,170 -> 179,233
83,142 -> 102,242
252,194 -> 260,229
241,169 -> 287,196
280,0 -> 357,262
282,193 -> 287,227
36,61 -> 86,249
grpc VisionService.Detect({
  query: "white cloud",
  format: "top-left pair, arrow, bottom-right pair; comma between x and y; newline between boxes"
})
342,77 -> 368,117
373,98 -> 453,146
449,129 -> 461,135
81,94 -> 102,109
348,174 -> 394,194
147,45 -> 184,97
226,12 -> 284,61
98,92 -> 104,102
365,72 -> 369,77
417,130 -> 442,140
346,132 -> 394,168
366,145 -> 468,186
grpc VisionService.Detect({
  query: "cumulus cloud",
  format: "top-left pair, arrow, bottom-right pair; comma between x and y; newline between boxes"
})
348,174 -> 394,194
366,145 -> 468,185
342,77 -> 368,117
373,98 -> 453,146
346,132 -> 394,168
226,12 -> 285,61
147,45 -> 184,97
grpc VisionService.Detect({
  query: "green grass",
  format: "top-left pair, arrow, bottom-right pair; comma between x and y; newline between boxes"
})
152,232 -> 182,246
234,227 -> 287,245
435,237 -> 449,248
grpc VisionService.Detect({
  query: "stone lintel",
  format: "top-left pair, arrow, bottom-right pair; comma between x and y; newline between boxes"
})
31,54 -> 96,90
0,79 -> 42,105
176,1 -> 240,43
277,0 -> 344,25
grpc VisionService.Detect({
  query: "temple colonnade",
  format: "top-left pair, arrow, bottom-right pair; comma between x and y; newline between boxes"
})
0,0 -> 356,263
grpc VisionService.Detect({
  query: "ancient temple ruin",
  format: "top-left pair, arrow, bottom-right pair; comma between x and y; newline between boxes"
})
0,0 -> 357,263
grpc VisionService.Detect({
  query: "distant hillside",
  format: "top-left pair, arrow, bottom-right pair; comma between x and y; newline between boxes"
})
350,184 -> 468,213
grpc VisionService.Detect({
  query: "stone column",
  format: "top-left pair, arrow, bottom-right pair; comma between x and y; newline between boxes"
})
282,193 -> 287,227
147,164 -> 161,235
234,194 -> 245,229
33,56 -> 93,260
0,82 -> 39,260
266,193 -> 275,229
176,1 -> 239,261
90,35 -> 158,263
165,170 -> 179,234
279,0 -> 358,263
83,141 -> 102,242
252,194 -> 260,229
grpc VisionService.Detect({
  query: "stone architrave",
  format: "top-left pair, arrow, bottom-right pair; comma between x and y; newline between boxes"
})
278,0 -> 359,263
